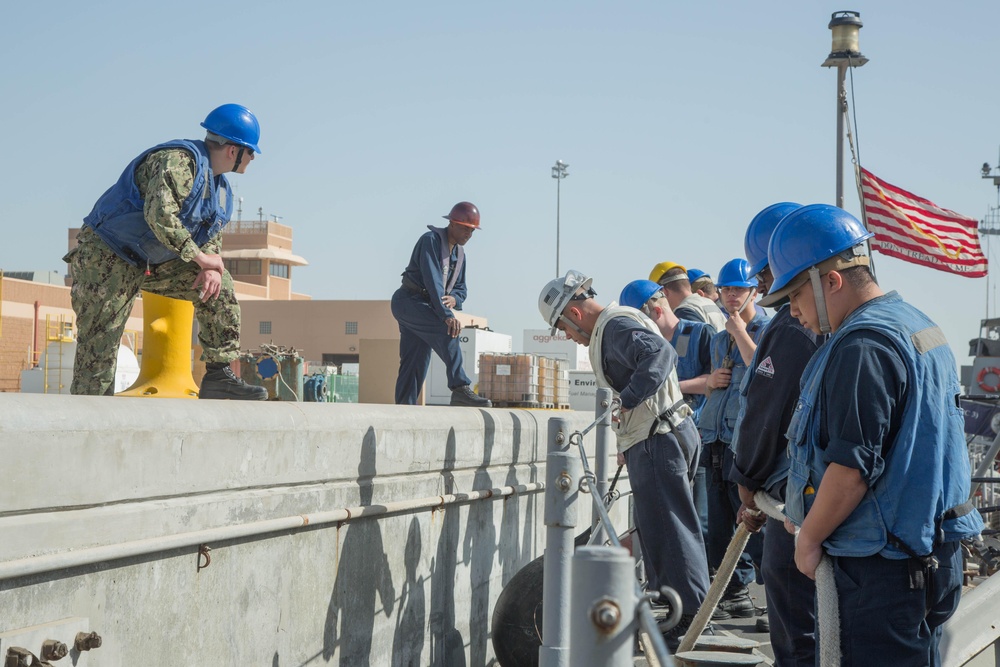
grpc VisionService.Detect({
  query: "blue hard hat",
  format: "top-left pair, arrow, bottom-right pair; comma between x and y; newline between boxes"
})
687,268 -> 709,283
201,104 -> 262,153
619,279 -> 663,310
744,202 -> 803,276
716,258 -> 757,288
762,204 -> 873,304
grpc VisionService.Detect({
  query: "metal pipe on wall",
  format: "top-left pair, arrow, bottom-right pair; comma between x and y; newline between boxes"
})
0,482 -> 544,582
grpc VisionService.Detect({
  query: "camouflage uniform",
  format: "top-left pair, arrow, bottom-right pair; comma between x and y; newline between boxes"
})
64,149 -> 241,396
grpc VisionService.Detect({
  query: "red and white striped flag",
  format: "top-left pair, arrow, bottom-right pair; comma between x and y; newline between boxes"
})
860,167 -> 987,277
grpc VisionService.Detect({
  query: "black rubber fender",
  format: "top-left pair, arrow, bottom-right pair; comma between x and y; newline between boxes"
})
491,529 -> 616,666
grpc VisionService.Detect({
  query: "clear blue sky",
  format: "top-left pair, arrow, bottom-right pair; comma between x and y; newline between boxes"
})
3,1 -> 999,367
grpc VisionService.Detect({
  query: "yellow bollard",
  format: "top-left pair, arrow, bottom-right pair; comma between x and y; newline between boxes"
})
117,291 -> 199,398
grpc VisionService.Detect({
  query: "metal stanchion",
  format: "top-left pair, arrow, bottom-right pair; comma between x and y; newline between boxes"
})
540,417 -> 582,667
570,546 -> 635,667
970,428 -> 1000,500
592,388 -> 613,544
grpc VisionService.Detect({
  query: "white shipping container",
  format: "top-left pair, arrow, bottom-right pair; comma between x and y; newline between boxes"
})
522,329 -> 591,371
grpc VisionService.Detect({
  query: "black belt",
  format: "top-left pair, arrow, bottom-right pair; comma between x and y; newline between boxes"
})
401,274 -> 430,299
647,399 -> 688,439
885,498 -> 977,596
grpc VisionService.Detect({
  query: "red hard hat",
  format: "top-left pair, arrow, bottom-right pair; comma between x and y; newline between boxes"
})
443,201 -> 481,229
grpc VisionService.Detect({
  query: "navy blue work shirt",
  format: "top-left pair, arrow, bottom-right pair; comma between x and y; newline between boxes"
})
818,329 -> 908,484
729,305 -> 825,492
400,229 -> 468,321
600,316 -> 678,410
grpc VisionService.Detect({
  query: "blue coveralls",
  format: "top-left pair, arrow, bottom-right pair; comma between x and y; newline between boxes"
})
391,226 -> 471,405
600,316 -> 710,615
699,311 -> 769,591
785,292 -> 984,666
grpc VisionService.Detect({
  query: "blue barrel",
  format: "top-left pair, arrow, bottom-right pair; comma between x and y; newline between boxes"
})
303,374 -> 328,402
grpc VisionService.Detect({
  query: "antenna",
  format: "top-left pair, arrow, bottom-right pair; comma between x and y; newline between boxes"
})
980,151 -> 1000,321
258,206 -> 264,223
237,196 -> 244,223
983,147 -> 1000,203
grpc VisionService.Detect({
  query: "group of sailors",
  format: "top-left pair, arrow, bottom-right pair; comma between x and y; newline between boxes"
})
537,202 -> 984,665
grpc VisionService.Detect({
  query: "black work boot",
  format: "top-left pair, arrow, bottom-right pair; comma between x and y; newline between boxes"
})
450,385 -> 492,407
199,363 -> 268,400
712,585 -> 756,620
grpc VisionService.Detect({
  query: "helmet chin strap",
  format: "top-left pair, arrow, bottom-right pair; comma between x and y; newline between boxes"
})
558,314 -> 591,342
232,147 -> 246,172
735,288 -> 756,315
808,266 -> 831,334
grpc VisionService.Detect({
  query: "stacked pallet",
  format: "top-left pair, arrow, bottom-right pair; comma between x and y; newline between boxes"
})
478,353 -> 570,409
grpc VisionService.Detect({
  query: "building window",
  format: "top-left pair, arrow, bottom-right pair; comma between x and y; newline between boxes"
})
260,321 -> 272,335
225,259 -> 262,276
270,263 -> 289,278
345,321 -> 358,335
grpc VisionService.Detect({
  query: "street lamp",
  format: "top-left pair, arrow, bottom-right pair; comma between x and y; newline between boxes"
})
551,159 -> 569,277
822,11 -> 868,209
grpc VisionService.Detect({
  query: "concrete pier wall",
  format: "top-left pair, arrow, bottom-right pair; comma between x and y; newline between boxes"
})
0,395 -> 623,666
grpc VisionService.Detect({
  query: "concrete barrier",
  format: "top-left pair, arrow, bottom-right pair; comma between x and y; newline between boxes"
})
0,394 -> 621,666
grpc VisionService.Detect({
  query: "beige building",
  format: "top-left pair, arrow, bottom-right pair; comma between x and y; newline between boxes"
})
0,219 -> 485,403
217,219 -> 311,301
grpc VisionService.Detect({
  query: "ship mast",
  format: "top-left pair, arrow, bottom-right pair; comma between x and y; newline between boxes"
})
981,154 -> 1000,321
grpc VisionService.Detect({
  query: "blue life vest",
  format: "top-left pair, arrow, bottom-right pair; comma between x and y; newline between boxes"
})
83,139 -> 233,267
699,311 -> 769,444
784,292 -> 983,558
671,319 -> 713,421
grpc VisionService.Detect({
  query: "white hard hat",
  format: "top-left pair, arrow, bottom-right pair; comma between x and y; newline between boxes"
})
538,270 -> 594,335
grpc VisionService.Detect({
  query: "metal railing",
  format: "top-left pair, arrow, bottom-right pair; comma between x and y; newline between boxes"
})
539,388 -> 676,667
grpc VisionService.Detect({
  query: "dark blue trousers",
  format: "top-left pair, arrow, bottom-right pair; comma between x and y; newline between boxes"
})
761,514 -> 816,666
827,540 -> 963,667
391,289 -> 470,405
624,420 -> 709,614
704,444 -> 762,588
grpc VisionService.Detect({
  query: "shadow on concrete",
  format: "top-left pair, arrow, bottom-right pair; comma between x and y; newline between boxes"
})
498,414 -> 522,587
503,411 -> 541,582
429,429 -> 468,667
391,517 -> 427,666
323,427 -> 396,665
465,414 -> 498,667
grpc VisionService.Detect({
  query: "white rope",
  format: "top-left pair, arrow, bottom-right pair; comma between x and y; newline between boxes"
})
754,491 -> 842,667
638,630 -> 663,667
677,522 -> 753,653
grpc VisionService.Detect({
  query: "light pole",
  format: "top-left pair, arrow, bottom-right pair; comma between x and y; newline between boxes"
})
822,11 -> 868,209
552,159 -> 569,277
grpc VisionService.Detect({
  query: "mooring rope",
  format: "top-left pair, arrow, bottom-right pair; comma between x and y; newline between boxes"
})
754,491 -> 841,667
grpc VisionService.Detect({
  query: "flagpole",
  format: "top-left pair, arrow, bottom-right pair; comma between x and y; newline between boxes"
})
822,11 -> 868,208
825,12 -> 873,276
836,64 -> 847,209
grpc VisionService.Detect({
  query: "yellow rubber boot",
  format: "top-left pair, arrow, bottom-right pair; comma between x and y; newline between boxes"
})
117,292 -> 198,398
